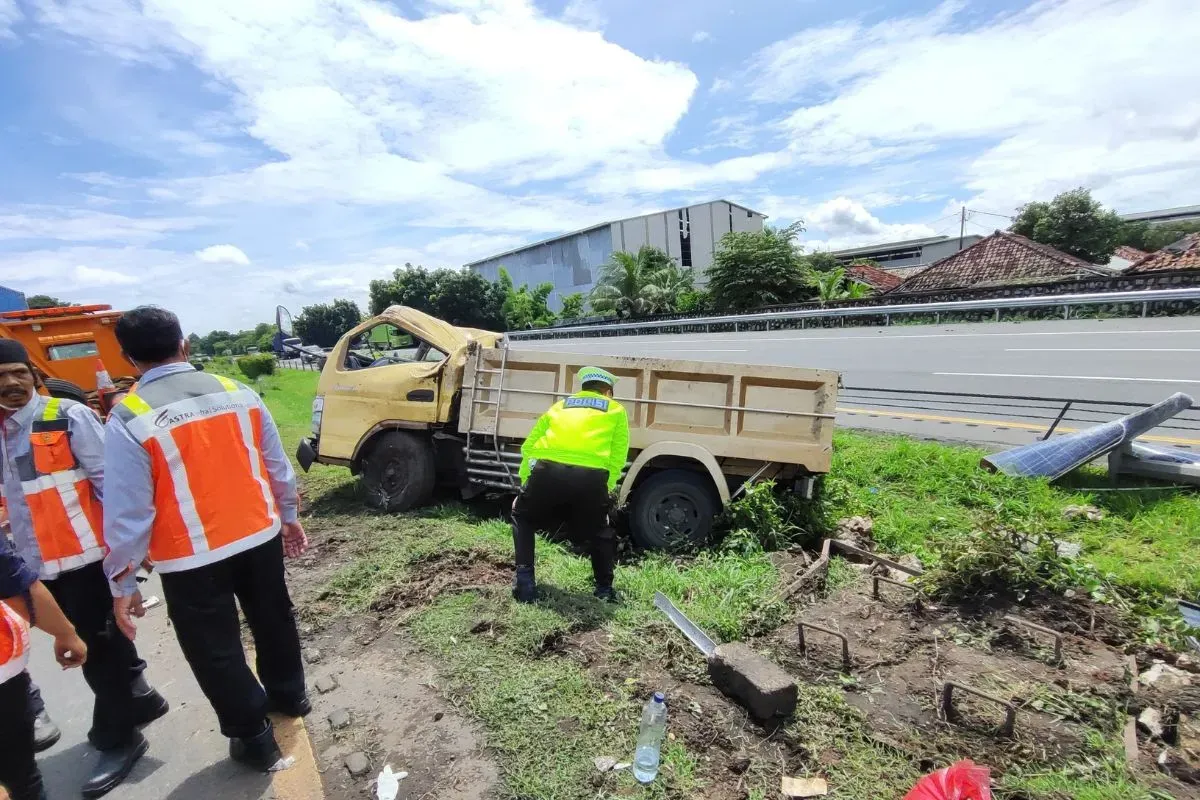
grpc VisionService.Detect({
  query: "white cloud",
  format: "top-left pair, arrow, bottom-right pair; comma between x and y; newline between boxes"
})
73,264 -> 137,285
691,30 -> 711,43
562,0 -> 605,30
0,0 -> 21,38
739,0 -> 1200,212
195,244 -> 250,265
0,207 -> 204,243
788,197 -> 937,252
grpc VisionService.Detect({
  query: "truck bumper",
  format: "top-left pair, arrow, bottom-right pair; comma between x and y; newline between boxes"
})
297,438 -> 318,473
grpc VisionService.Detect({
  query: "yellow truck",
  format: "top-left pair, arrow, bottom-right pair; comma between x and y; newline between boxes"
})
287,305 -> 840,549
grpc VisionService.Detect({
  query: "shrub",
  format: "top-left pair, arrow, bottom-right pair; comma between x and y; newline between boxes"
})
718,480 -> 813,554
237,353 -> 276,380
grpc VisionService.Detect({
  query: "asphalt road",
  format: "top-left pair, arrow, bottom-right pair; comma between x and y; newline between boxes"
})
518,316 -> 1200,449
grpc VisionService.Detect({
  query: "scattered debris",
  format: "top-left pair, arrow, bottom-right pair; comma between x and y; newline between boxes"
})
1158,749 -> 1200,785
267,755 -> 296,773
782,774 -> 829,797
433,711 -> 444,722
1180,600 -> 1200,630
834,516 -> 874,549
142,595 -> 162,611
303,647 -> 323,664
345,752 -> 371,777
328,708 -> 352,730
1141,661 -> 1193,691
314,675 -> 338,694
1124,717 -> 1140,762
1062,504 -> 1105,522
1177,654 -> 1200,675
1139,708 -> 1165,739
375,765 -> 407,800
981,392 -> 1193,480
728,756 -> 752,775
889,554 -> 924,583
593,756 -> 618,773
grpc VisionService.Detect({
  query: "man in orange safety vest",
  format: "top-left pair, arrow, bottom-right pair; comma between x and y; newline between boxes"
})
103,306 -> 309,773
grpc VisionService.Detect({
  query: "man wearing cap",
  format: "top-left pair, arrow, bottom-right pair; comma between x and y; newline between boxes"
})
0,339 -> 168,798
513,366 -> 630,603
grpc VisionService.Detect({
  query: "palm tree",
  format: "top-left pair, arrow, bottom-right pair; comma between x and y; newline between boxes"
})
590,247 -> 673,318
810,267 -> 874,305
844,280 -> 872,300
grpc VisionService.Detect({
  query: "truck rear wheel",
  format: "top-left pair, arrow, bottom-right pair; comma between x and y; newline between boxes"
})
629,469 -> 719,551
360,431 -> 435,512
43,377 -> 89,404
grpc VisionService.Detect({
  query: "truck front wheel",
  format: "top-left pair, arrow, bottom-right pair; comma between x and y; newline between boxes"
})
360,431 -> 435,512
629,469 -> 719,551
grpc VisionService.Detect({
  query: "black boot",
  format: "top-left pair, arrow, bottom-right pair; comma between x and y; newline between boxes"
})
593,585 -> 621,604
591,531 -> 618,603
32,710 -> 61,753
512,567 -> 537,604
81,731 -> 148,799
230,722 -> 284,772
131,673 -> 170,727
268,692 -> 313,718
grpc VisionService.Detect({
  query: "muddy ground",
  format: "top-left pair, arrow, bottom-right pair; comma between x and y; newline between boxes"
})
284,519 -> 1200,799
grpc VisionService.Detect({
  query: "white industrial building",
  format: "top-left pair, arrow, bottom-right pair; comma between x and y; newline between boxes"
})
466,200 -> 766,309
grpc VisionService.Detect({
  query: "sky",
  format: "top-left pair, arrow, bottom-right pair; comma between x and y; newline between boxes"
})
0,0 -> 1197,334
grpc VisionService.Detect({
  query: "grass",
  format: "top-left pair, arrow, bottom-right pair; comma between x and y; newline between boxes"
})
243,364 -> 1200,799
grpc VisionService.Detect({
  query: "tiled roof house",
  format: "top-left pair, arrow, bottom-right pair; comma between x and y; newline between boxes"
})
892,231 -> 1112,294
1124,233 -> 1200,274
844,263 -> 904,293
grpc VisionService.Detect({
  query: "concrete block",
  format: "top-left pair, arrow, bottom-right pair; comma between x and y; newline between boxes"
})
707,642 -> 797,721
344,751 -> 371,777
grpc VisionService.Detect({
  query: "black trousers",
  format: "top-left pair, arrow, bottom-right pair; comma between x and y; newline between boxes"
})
44,562 -> 143,750
25,674 -> 43,717
512,461 -> 615,588
0,672 -> 44,800
160,535 -> 305,740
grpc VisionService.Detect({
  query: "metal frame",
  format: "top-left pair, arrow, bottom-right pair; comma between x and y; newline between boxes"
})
941,681 -> 1018,738
508,287 -> 1200,339
1003,615 -> 1065,663
797,621 -> 852,670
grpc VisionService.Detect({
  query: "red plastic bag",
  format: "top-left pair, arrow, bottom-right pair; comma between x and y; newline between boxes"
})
903,760 -> 991,800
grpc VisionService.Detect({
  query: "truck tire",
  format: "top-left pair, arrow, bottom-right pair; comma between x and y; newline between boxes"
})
629,469 -> 720,551
42,377 -> 89,404
360,430 -> 435,512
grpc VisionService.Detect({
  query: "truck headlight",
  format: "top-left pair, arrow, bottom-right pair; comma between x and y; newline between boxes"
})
311,396 -> 324,436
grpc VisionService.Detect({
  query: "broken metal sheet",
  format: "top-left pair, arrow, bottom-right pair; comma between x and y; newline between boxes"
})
1110,441 -> 1200,486
654,592 -> 717,656
981,393 -> 1194,480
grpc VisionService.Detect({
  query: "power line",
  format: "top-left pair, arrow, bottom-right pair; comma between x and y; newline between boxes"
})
969,209 -> 1015,221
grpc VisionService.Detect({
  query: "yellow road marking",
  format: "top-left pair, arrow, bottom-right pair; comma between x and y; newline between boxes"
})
836,406 -> 1200,447
269,713 -> 324,800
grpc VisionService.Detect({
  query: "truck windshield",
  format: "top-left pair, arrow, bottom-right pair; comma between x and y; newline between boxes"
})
345,323 -> 445,369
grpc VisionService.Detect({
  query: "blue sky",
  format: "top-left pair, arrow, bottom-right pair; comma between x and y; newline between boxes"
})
1,0 -> 1197,333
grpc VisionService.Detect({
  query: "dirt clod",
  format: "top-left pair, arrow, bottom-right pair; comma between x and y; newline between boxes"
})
315,675 -> 339,694
328,708 -> 352,730
835,516 -> 874,549
303,647 -> 323,664
728,756 -> 751,775
344,751 -> 370,777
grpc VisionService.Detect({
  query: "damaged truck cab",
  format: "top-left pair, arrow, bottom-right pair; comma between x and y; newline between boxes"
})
295,305 -> 840,549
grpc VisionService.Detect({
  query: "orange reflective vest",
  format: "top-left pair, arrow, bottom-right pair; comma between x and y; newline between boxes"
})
111,371 -> 281,573
0,398 -> 106,579
0,600 -> 30,685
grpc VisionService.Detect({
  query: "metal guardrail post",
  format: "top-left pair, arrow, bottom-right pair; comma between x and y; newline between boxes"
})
872,575 -> 919,600
941,681 -> 1017,737
1003,615 -> 1064,663
797,621 -> 852,670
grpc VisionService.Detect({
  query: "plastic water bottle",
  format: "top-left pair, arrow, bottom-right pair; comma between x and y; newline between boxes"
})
633,692 -> 667,784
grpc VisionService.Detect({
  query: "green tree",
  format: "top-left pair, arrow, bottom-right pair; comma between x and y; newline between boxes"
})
810,267 -> 872,305
654,261 -> 695,305
1118,220 -> 1200,253
706,223 -> 812,312
1010,188 -> 1123,264
369,264 -> 505,329
803,250 -> 844,273
294,299 -> 363,348
26,294 -> 72,309
590,247 -> 673,318
559,292 -> 586,321
676,289 -> 711,314
498,268 -> 556,329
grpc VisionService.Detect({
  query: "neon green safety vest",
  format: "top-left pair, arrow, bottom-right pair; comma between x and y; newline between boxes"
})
518,391 -> 630,491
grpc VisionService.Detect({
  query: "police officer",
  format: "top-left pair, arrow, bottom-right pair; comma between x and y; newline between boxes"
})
512,367 -> 630,603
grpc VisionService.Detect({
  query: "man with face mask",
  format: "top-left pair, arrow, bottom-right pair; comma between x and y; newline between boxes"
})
0,339 -> 168,798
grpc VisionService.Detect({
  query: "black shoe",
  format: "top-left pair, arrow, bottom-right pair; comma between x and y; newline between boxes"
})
32,711 -> 61,753
131,676 -> 170,728
594,586 -> 621,604
268,693 -> 312,718
230,723 -> 283,773
512,568 -> 537,604
81,732 -> 148,799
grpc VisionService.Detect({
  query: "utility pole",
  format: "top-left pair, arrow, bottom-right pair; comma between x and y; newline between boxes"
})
958,206 -> 966,251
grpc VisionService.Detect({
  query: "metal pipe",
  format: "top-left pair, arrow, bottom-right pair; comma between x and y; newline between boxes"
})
506,287 -> 1200,339
1041,401 -> 1073,440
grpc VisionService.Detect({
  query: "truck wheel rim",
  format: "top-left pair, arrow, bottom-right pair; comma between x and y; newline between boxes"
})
651,493 -> 701,538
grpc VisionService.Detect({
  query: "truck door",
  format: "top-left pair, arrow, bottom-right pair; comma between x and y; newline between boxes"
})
317,320 -> 447,460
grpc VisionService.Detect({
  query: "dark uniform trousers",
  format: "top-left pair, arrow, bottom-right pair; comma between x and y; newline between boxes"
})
512,461 -> 616,587
0,672 -> 43,800
160,535 -> 305,740
43,561 -> 143,750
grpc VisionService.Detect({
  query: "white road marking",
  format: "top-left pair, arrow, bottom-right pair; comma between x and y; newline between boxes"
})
935,372 -> 1200,384
523,328 -> 1200,348
1006,348 -> 1200,352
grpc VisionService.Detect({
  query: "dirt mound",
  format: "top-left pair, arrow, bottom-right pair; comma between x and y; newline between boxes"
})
369,550 -> 511,613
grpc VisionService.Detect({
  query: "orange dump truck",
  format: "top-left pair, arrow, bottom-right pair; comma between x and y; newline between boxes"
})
0,304 -> 137,406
